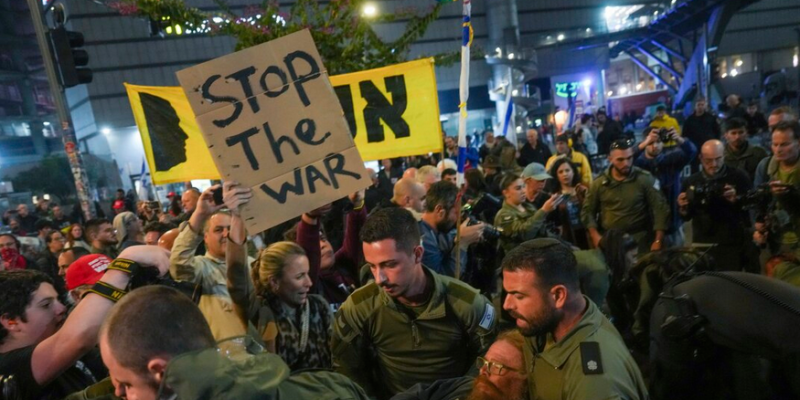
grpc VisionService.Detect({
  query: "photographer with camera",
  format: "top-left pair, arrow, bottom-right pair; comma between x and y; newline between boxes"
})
678,140 -> 757,272
419,181 -> 485,277
0,245 -> 169,400
635,126 -> 697,246
753,120 -> 800,259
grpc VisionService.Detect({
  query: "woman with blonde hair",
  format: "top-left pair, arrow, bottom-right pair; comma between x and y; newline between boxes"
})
224,182 -> 333,370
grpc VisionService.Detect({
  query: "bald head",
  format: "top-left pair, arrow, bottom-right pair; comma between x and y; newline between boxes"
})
701,139 -> 724,157
393,178 -> 426,212
403,167 -> 418,180
700,139 -> 725,176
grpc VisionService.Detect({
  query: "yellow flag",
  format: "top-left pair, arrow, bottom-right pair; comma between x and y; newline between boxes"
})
329,58 -> 443,160
125,58 -> 443,183
125,84 -> 220,184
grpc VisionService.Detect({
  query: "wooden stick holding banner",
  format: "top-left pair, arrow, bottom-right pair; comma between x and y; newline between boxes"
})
176,30 -> 371,233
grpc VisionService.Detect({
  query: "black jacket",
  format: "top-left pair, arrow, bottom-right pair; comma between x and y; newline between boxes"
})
682,112 -> 721,148
681,165 -> 752,245
517,142 -> 552,167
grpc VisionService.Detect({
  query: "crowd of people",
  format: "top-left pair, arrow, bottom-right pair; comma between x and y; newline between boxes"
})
1,96 -> 800,400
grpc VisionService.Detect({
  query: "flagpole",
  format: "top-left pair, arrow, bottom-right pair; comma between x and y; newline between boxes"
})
454,0 -> 472,280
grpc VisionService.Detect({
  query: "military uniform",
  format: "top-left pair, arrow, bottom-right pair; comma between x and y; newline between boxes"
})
332,267 -> 497,399
572,249 -> 610,308
523,298 -> 648,400
581,167 -> 669,254
494,201 -> 550,254
724,141 -> 768,181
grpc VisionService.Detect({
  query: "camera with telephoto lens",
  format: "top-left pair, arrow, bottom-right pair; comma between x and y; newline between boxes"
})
738,183 -> 773,211
685,181 -> 726,207
461,204 -> 503,240
658,128 -> 672,143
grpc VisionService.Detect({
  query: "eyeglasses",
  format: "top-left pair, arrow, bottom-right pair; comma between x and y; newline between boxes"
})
610,137 -> 635,150
475,356 -> 521,376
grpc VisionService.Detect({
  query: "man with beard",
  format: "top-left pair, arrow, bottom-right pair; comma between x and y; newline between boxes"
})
85,218 -> 119,259
333,208 -> 497,399
722,117 -> 768,181
502,239 -> 648,400
582,138 -> 669,254
390,330 -> 528,400
419,181 -> 485,277
678,140 -> 756,273
170,185 -> 245,341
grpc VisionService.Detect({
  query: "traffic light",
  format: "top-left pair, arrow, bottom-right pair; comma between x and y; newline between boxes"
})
48,26 -> 92,88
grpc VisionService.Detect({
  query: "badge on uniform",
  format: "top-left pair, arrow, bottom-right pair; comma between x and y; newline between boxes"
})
580,342 -> 604,375
479,304 -> 495,330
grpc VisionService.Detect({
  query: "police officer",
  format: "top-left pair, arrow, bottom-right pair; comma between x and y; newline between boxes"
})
582,138 -> 669,254
502,239 -> 648,400
332,208 -> 497,399
494,168 -> 563,254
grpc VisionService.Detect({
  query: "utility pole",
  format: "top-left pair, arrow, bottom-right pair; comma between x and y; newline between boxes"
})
26,0 -> 95,220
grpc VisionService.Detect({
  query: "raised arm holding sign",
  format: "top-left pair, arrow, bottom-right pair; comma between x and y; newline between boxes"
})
177,30 -> 371,233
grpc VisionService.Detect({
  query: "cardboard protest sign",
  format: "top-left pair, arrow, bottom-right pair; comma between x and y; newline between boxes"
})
125,84 -> 221,184
176,29 -> 371,233
330,58 -> 443,161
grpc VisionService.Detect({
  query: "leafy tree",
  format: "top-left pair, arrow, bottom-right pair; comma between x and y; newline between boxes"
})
7,156 -> 75,200
108,0 -> 479,74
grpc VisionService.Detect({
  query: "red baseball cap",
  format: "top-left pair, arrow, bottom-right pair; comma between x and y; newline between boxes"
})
66,254 -> 111,291
167,191 -> 176,198
112,199 -> 125,210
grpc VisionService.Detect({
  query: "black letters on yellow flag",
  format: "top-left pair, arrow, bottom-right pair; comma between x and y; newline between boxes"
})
127,58 -> 443,187
330,58 -> 443,160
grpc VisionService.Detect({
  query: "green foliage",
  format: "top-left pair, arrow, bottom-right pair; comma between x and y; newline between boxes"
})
108,0 -> 474,74
7,156 -> 75,200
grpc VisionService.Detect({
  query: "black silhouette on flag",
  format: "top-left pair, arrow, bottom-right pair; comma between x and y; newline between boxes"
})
140,92 -> 189,171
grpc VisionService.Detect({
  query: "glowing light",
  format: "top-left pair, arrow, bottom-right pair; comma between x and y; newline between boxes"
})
362,4 -> 377,17
619,86 -> 628,95
43,121 -> 50,126
174,24 -> 182,35
512,89 -> 518,96
636,83 -> 643,90
721,72 -> 728,78
586,27 -> 592,33
607,91 -> 614,97
730,69 -> 738,77
508,53 -> 515,60
101,127 -> 111,135
793,54 -> 798,67
557,33 -> 565,41
735,59 -> 743,67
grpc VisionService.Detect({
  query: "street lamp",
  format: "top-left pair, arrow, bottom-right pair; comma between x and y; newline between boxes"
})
362,4 -> 377,18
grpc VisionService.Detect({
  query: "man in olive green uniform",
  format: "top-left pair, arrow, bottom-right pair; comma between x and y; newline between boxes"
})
502,239 -> 648,400
723,117 -> 768,181
98,286 -> 367,400
754,120 -> 800,260
582,138 -> 669,254
495,165 -> 561,254
333,208 -> 497,399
